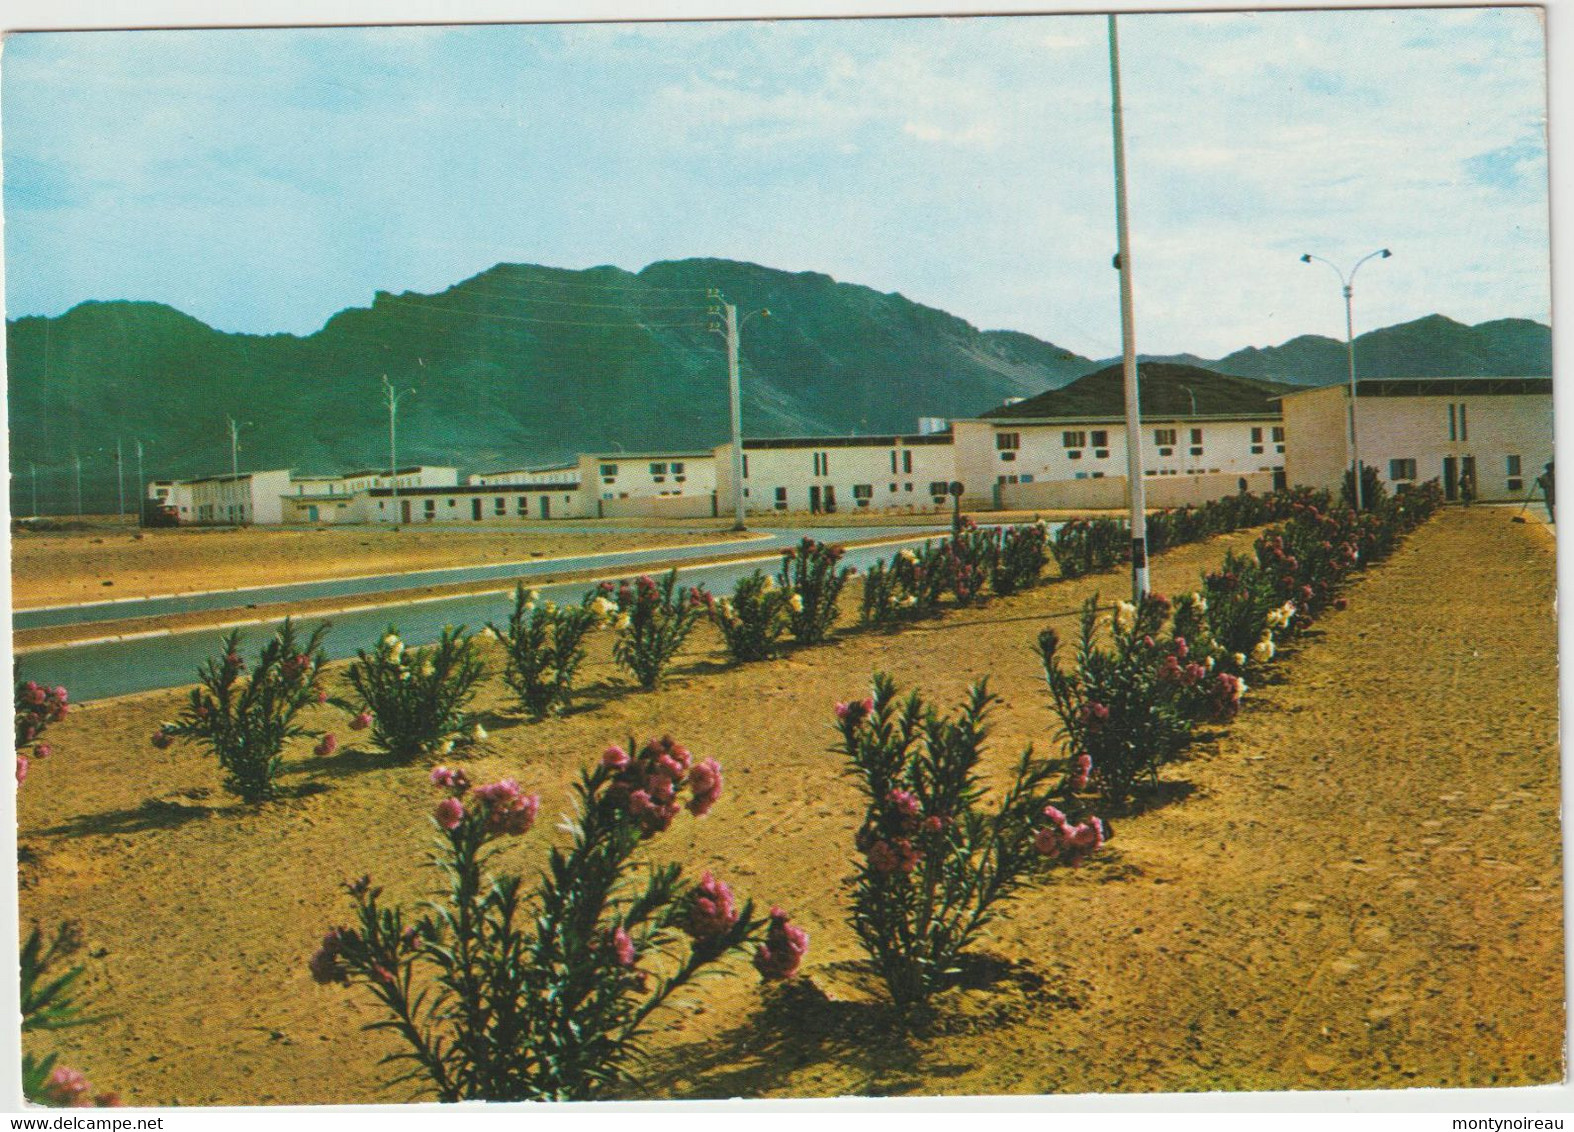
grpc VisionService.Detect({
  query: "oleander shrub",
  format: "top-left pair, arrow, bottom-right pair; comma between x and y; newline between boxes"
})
835,674 -> 1104,1013
490,587 -> 599,720
21,922 -> 119,1107
602,571 -> 710,690
157,619 -> 332,803
1039,594 -> 1198,804
942,520 -> 996,605
348,625 -> 486,760
311,739 -> 803,1101
991,521 -> 1051,596
1050,517 -> 1129,580
1200,551 -> 1283,673
710,570 -> 791,662
15,675 -> 69,786
779,538 -> 855,645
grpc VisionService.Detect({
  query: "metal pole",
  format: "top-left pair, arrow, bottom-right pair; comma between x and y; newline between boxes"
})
74,455 -> 83,517
135,440 -> 144,528
29,462 -> 37,517
724,304 -> 746,532
1108,13 -> 1149,601
1343,283 -> 1363,511
228,416 -> 240,480
116,437 -> 125,523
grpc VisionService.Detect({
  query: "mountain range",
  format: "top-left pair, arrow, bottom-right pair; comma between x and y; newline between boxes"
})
4,257 -> 1551,512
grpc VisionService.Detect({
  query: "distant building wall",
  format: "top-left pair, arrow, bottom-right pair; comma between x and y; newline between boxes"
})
596,494 -> 718,520
997,470 -> 1276,512
716,436 -> 957,514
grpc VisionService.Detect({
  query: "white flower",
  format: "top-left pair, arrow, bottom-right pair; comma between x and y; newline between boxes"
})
790,594 -> 804,613
1205,655 -> 1216,671
1114,600 -> 1136,631
590,596 -> 615,617
542,601 -> 557,615
1233,652 -> 1247,668
899,549 -> 917,564
420,661 -> 435,678
614,613 -> 631,631
472,724 -> 488,742
1235,679 -> 1248,700
1192,592 -> 1208,613
439,739 -> 455,756
762,576 -> 778,592
899,595 -> 918,608
478,626 -> 496,640
382,633 -> 400,649
528,589 -> 541,604
1251,638 -> 1275,664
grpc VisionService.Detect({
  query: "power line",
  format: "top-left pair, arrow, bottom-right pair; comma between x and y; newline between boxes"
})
379,296 -> 712,330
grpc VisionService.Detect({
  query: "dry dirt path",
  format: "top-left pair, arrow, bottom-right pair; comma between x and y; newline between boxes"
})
15,508 -> 1561,1104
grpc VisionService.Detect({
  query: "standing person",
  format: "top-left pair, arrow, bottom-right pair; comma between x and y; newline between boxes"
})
1460,467 -> 1475,506
1537,461 -> 1555,522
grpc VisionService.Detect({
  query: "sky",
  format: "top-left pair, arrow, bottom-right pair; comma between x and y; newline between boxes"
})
0,5 -> 1552,359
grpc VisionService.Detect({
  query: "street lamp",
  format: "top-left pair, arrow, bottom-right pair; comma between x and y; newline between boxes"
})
1300,248 -> 1392,510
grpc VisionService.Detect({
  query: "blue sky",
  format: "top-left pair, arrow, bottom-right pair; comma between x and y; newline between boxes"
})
1,6 -> 1551,358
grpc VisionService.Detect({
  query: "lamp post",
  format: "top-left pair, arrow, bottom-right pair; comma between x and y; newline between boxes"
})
1300,249 -> 1392,510
708,295 -> 770,532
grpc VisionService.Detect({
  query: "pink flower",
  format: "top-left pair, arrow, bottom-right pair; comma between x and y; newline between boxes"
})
350,711 -> 372,731
150,730 -> 173,750
834,697 -> 875,724
1070,753 -> 1091,791
314,734 -> 338,757
15,754 -> 28,785
866,837 -> 920,874
1033,825 -> 1064,855
753,906 -> 810,981
687,757 -> 723,816
602,744 -> 630,769
608,926 -> 636,968
474,779 -> 539,836
308,929 -> 349,985
888,788 -> 922,819
1078,702 -> 1110,731
433,796 -> 465,831
315,688 -> 329,704
1043,803 -> 1069,827
685,871 -> 739,940
1334,597 -> 1349,611
430,765 -> 470,793
33,743 -> 51,760
41,1066 -> 91,1106
921,814 -> 945,835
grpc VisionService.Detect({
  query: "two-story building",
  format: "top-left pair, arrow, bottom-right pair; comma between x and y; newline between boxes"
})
713,434 -> 958,516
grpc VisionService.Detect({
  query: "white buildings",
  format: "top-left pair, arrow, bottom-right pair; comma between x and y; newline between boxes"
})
714,434 -> 957,515
1279,377 -> 1554,503
579,451 -> 720,519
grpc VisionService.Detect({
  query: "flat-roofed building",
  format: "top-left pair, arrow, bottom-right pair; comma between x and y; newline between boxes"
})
1279,377 -> 1553,503
714,433 -> 957,515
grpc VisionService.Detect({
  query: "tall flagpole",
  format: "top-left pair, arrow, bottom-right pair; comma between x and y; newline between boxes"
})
1109,13 -> 1149,601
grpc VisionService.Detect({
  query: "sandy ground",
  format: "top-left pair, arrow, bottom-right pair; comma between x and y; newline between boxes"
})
9,525 -> 747,609
14,507 -> 1561,1105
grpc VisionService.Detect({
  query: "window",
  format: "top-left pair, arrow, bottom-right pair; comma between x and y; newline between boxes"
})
904,482 -> 914,492
671,462 -> 685,475
1189,447 -> 1204,457
448,499 -> 456,508
742,455 -> 749,478
1062,430 -> 1086,448
1508,478 -> 1524,493
1153,428 -> 1177,447
1447,403 -> 1468,442
517,497 -> 529,516
600,464 -> 617,478
774,487 -> 788,510
889,483 -> 898,492
1190,428 -> 1203,445
1507,454 -> 1522,476
1020,474 -> 1034,484
1074,472 -> 1089,480
903,450 -> 913,474
891,450 -> 899,473
997,432 -> 1021,450
1272,426 -> 1285,444
649,462 -> 668,476
1158,447 -> 1174,457
1067,450 -> 1082,460
929,481 -> 950,499
1389,459 -> 1417,481
494,497 -> 507,516
812,452 -> 830,476
424,499 -> 436,516
1460,404 -> 1468,441
1091,430 -> 1108,448
1251,427 -> 1263,443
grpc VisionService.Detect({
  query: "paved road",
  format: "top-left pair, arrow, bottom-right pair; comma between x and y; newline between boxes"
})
17,525 -> 996,703
14,524 -> 943,631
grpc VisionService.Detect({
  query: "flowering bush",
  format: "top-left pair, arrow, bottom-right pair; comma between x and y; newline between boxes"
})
312,738 -> 798,1101
1039,595 -> 1194,804
778,538 -> 855,645
835,674 -> 1099,1011
347,625 -> 486,760
709,570 -> 791,662
1199,551 -> 1282,674
490,586 -> 598,720
941,520 -> 996,605
1050,517 -> 1129,579
991,521 -> 1051,596
601,570 -> 710,689
15,676 -> 69,787
21,922 -> 119,1107
156,620 -> 331,803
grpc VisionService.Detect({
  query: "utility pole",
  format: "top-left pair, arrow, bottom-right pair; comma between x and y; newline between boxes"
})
709,293 -> 768,533
115,437 -> 125,524
135,440 -> 145,528
227,415 -> 243,479
29,462 -> 38,517
382,375 -> 413,527
73,454 -> 83,517
1108,13 -> 1149,601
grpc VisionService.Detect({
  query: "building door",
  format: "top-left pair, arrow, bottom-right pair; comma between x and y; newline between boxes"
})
824,485 -> 837,513
538,496 -> 551,520
472,498 -> 483,520
1272,469 -> 1287,493
1461,456 -> 1477,501
401,499 -> 411,523
306,505 -> 319,522
809,485 -> 822,513
1443,456 -> 1458,501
